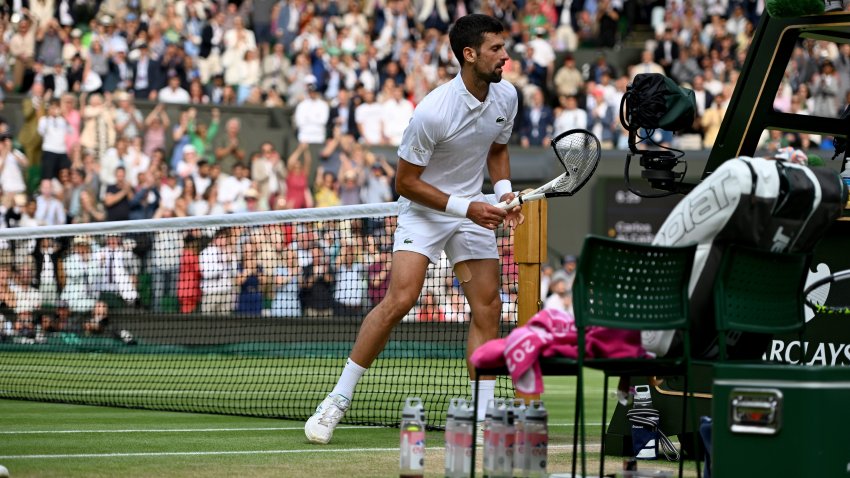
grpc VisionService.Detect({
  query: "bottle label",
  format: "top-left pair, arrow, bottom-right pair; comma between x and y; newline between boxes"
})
526,431 -> 548,471
401,430 -> 425,471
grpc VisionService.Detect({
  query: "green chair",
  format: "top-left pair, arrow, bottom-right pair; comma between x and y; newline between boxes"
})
573,236 -> 697,478
711,244 -> 811,362
471,236 -> 698,478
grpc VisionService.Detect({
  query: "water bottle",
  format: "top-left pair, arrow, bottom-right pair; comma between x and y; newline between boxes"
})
482,398 -> 502,478
400,397 -> 425,478
447,398 -> 474,478
497,401 -> 516,478
511,399 -> 528,477
444,398 -> 458,477
841,164 -> 850,208
523,400 -> 548,478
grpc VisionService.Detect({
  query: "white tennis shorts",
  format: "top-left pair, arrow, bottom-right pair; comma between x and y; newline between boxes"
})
393,199 -> 498,265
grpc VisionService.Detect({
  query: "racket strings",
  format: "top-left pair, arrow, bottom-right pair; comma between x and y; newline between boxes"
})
552,132 -> 600,193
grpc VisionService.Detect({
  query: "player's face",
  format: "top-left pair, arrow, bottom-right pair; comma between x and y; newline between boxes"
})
472,32 -> 509,83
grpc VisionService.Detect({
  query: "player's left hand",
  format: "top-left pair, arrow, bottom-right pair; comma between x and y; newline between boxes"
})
499,192 -> 524,230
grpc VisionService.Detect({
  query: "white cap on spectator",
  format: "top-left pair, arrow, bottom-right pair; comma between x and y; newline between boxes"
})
305,74 -> 317,85
99,15 -> 113,26
71,28 -> 83,38
183,144 -> 196,154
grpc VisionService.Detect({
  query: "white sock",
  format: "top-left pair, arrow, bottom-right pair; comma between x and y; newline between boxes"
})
470,379 -> 496,422
331,358 -> 367,400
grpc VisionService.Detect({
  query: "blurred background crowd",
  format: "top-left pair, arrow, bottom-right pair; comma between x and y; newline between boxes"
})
0,0 -> 848,333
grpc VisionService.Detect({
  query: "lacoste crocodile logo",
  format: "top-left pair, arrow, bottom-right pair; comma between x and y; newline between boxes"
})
496,116 -> 506,124
403,238 -> 413,244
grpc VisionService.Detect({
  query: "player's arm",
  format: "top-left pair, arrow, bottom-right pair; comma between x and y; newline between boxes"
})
486,142 -> 523,229
395,158 -> 507,231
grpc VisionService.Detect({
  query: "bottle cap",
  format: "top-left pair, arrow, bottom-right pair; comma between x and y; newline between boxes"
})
403,397 -> 424,419
525,400 -> 548,421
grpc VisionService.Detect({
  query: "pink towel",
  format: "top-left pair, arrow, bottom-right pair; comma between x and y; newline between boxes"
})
471,309 -> 649,394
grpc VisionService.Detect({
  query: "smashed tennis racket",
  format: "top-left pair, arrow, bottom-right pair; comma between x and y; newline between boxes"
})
804,269 -> 850,315
496,129 -> 601,210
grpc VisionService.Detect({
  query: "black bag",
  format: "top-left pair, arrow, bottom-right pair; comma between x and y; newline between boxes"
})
626,74 -> 697,132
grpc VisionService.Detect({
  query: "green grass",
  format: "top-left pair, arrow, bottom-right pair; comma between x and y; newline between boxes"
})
0,373 -> 700,477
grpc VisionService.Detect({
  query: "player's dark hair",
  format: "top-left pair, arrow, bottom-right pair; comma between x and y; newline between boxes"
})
449,14 -> 504,66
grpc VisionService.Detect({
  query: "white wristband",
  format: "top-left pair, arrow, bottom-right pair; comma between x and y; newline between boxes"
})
445,195 -> 471,218
494,179 -> 513,201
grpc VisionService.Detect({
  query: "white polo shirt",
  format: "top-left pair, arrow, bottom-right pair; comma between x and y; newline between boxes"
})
397,74 -> 517,203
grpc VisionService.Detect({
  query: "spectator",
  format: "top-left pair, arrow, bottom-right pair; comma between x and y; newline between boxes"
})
361,158 -> 394,204
0,132 -> 29,203
35,179 -> 66,226
200,228 -> 237,314
654,27 -> 681,77
102,166 -> 133,221
143,104 -> 171,159
60,94 -> 81,162
521,88 -> 555,148
553,94 -> 588,135
701,91 -> 727,149
9,16 -> 36,89
83,300 -> 110,335
158,73 -> 191,104
270,245 -> 302,318
128,171 -> 160,220
355,89 -> 384,145
113,91 -> 144,140
314,171 -> 341,208
79,93 -> 116,162
198,10 -> 226,84
332,242 -> 367,316
20,82 -> 47,178
235,239 -> 266,316
94,234 -> 137,308
339,169 -> 364,206
812,60 -> 841,118
251,142 -> 287,211
381,84 -> 414,146
294,75 -> 331,146
630,49 -> 665,79
554,54 -> 584,99
130,44 -> 159,100
300,245 -> 334,317
99,136 -> 131,186
552,254 -> 577,291
213,117 -> 246,174
285,143 -> 314,209
177,232 -> 202,313
72,188 -> 106,224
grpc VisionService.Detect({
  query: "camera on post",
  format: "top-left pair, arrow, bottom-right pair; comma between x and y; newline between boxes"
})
620,74 -> 698,197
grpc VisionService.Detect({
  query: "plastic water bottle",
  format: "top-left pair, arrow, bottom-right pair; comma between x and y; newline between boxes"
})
447,398 -> 474,478
444,398 -> 458,477
523,400 -> 548,478
482,398 -> 502,478
400,397 -> 425,478
511,399 -> 528,477
497,401 -> 516,478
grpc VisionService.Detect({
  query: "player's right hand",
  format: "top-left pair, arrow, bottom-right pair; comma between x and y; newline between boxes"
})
467,201 -> 508,230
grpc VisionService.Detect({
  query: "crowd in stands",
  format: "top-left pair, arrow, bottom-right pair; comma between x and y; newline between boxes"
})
0,0 -> 847,334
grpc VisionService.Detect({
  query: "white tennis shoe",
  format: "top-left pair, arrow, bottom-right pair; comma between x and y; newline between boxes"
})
305,394 -> 351,444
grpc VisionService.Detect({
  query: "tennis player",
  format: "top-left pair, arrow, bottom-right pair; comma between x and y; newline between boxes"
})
305,13 -> 522,444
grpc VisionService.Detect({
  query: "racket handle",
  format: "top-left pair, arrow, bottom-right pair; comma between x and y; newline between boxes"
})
496,196 -> 521,210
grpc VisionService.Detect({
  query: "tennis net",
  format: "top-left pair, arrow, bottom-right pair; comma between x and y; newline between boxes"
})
0,203 -> 518,426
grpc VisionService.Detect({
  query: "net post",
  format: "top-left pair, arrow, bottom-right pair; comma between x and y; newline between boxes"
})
513,199 -> 547,403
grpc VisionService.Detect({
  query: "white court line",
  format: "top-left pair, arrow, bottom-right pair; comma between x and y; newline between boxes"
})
0,423 -> 601,435
0,444 -> 601,460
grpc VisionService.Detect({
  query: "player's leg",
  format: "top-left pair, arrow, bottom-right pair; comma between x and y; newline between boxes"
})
349,251 -> 431,367
305,250 -> 431,444
457,257 -> 502,421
